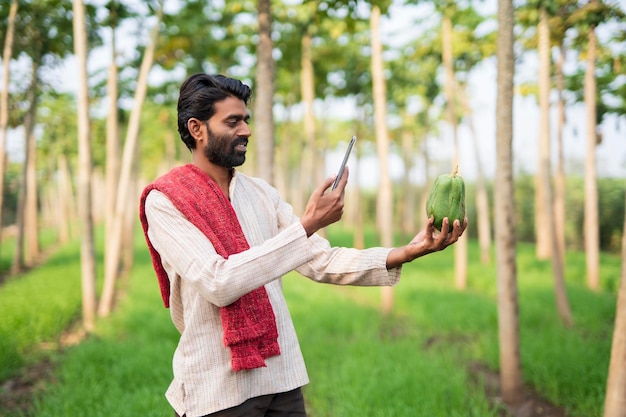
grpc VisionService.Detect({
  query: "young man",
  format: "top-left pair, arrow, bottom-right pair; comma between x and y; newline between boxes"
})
139,73 -> 466,417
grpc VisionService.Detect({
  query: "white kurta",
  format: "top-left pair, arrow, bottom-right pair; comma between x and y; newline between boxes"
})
143,170 -> 401,417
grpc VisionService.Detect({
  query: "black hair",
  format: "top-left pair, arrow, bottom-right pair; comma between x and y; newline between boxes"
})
177,74 -> 252,151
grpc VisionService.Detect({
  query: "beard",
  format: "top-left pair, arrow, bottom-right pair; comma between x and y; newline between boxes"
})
203,126 -> 248,168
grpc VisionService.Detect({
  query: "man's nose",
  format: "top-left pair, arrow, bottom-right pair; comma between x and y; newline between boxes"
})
239,122 -> 251,137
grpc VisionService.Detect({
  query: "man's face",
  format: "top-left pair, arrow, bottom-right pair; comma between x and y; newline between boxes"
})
203,96 -> 251,168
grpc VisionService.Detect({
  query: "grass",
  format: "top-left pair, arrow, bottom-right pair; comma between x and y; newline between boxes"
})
0,225 -> 621,417
0,229 -> 82,381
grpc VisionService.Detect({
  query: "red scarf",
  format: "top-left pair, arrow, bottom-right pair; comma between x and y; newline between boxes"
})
139,164 -> 280,371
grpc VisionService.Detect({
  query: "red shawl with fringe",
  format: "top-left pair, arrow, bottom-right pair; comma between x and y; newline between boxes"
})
139,164 -> 280,371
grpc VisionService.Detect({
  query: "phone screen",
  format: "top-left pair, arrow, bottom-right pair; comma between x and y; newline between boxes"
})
331,136 -> 356,190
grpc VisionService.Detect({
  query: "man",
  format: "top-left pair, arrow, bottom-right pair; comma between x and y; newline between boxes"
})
139,73 -> 466,417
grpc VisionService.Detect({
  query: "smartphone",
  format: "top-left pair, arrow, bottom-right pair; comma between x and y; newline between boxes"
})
331,136 -> 356,190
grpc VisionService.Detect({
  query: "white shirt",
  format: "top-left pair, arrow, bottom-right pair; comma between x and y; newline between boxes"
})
143,170 -> 401,417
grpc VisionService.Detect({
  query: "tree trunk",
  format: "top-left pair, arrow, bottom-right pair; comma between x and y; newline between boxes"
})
351,150 -> 364,250
105,24 -> 120,282
602,191 -> 626,417
73,0 -> 97,332
99,4 -> 163,317
535,6 -> 552,260
584,20 -> 600,291
554,44 -> 567,263
442,13 -> 467,289
299,28 -> 315,216
352,112 -> 366,250
24,126 -> 39,265
12,61 -> 39,275
419,141 -> 431,231
122,148 -> 139,275
370,5 -> 394,314
0,0 -> 18,255
400,127 -> 415,233
461,86 -> 491,264
496,0 -> 524,405
538,7 -> 572,326
254,0 -> 275,184
56,154 -> 72,243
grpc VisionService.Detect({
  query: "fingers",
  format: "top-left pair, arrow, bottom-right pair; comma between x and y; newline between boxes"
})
333,166 -> 349,194
432,217 -> 467,249
317,166 -> 350,196
440,217 -> 467,246
436,218 -> 451,246
314,175 -> 336,197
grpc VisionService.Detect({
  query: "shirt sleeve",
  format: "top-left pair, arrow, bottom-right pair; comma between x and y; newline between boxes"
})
296,235 -> 402,287
144,189 -> 315,307
269,184 -> 402,287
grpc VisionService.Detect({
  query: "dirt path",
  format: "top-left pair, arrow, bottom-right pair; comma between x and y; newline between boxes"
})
469,362 -> 570,417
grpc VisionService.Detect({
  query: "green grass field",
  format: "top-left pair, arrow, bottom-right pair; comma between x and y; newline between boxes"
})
0,226 -> 620,417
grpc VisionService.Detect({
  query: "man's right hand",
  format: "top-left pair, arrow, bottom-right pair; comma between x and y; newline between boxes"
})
300,167 -> 349,237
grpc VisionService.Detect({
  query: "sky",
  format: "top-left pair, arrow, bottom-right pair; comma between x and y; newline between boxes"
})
5,0 -> 626,186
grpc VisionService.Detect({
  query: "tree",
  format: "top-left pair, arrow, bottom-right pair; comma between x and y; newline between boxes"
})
0,0 -> 18,256
254,0 -> 275,184
370,3 -> 395,314
495,0 -> 524,405
534,2 -> 552,260
73,0 -> 97,332
387,38 -> 441,236
566,0 -> 624,290
583,0 -> 601,291
448,3 -> 495,266
603,190 -> 626,416
538,2 -> 572,326
550,0 -> 579,265
4,0 -> 99,276
439,1 -> 468,290
35,91 -> 79,244
11,59 -> 38,275
99,1 -> 164,317
102,0 -> 133,303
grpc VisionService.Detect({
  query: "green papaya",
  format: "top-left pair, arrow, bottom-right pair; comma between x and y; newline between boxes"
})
426,165 -> 465,231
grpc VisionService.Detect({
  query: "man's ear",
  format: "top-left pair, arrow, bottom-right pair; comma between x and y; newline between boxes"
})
187,118 -> 204,142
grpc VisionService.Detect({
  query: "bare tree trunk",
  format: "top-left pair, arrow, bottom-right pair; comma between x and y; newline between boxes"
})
122,148 -> 140,275
535,6 -> 552,260
538,7 -> 572,326
56,155 -> 72,244
0,0 -> 18,255
73,0 -> 97,332
351,150 -> 364,250
24,127 -> 39,265
419,141 -> 431,231
442,13 -> 468,289
400,127 -> 415,233
158,109 -> 176,174
254,0 -> 275,184
299,29 -> 315,216
105,25 -> 120,279
462,87 -> 491,264
274,106 -> 292,204
554,44 -> 567,262
351,113 -> 365,250
12,62 -> 39,275
603,191 -> 626,417
99,4 -> 163,317
584,20 -> 600,291
370,5 -> 394,314
496,0 -> 524,405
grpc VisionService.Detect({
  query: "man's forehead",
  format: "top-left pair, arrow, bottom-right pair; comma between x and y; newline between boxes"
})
214,96 -> 249,116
